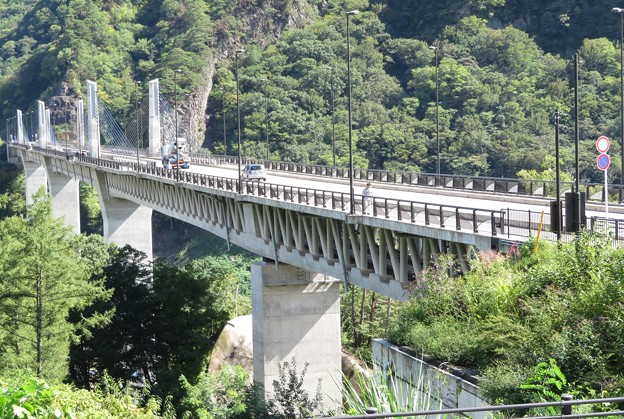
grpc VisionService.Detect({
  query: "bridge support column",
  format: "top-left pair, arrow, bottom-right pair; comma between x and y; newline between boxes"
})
92,170 -> 153,259
22,159 -> 47,206
251,261 -> 342,413
46,169 -> 80,234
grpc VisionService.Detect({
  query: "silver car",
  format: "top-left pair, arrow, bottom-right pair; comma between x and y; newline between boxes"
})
242,164 -> 267,181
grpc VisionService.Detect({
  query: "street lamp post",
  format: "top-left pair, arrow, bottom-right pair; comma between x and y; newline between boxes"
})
5,118 -> 9,161
174,69 -> 181,181
328,65 -> 336,167
135,80 -> 141,165
220,87 -> 226,154
429,43 -> 440,186
235,48 -> 244,193
346,10 -> 358,215
613,7 -> 624,185
261,78 -> 269,162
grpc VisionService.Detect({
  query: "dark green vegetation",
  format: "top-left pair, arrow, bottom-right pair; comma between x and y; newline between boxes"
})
2,0 -> 624,416
390,235 -> 624,406
1,1 -> 624,183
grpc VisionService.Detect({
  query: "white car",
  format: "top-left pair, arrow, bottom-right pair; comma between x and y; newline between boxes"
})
242,164 -> 267,181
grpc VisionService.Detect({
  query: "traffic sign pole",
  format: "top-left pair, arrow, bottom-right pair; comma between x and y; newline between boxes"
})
595,137 -> 611,233
605,168 -> 609,227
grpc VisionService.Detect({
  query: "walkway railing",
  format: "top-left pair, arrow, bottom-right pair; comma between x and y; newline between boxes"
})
314,395 -> 624,418
14,144 -> 623,245
190,151 -> 624,204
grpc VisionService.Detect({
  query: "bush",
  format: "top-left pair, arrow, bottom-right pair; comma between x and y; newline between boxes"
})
0,373 -> 167,418
388,232 -> 624,405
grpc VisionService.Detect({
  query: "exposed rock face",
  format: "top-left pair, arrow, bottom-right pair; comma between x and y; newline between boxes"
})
208,315 -> 254,381
209,314 -> 370,386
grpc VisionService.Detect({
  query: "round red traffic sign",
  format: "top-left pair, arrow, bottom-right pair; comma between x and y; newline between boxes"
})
596,136 -> 610,153
597,153 -> 610,171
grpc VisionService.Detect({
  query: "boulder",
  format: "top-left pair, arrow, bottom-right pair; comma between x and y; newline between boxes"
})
209,315 -> 370,387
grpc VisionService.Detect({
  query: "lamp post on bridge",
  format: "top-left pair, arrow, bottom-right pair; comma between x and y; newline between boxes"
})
173,69 -> 182,182
5,118 -> 9,161
220,86 -> 226,155
429,42 -> 440,187
346,10 -> 358,215
260,78 -> 269,162
613,7 -> 624,185
236,48 -> 244,193
328,65 -> 336,168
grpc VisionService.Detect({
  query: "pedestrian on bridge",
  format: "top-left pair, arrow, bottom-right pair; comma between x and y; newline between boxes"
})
362,182 -> 373,215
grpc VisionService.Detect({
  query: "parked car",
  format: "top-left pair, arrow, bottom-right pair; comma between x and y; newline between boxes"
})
242,163 -> 267,181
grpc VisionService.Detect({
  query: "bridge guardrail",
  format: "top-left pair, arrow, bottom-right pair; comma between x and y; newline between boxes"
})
13,144 -> 621,245
191,152 -> 624,204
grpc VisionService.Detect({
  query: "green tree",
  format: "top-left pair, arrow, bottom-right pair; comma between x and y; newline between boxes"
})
68,245 -> 154,389
0,190 -> 112,381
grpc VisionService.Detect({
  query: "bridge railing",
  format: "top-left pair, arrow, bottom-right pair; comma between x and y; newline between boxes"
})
192,151 -> 624,204
13,144 -> 620,244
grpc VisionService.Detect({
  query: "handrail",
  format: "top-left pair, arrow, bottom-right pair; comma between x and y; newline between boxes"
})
10,143 -> 621,244
313,395 -> 624,419
188,151 -> 624,204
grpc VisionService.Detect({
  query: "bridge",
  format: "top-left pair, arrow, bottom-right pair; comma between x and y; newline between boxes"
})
6,80 -> 624,408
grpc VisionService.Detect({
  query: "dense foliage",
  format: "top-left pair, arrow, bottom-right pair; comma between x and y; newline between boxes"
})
0,192 -> 113,382
4,0 -> 624,415
0,374 -> 168,418
1,1 -> 624,182
389,234 -> 624,404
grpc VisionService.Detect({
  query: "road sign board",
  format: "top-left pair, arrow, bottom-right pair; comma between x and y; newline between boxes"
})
596,136 -> 610,153
597,153 -> 610,171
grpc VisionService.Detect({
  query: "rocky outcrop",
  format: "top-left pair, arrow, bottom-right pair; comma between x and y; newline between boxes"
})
209,314 -> 370,386
208,315 -> 254,382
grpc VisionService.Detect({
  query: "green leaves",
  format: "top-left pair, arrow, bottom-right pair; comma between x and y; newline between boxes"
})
0,193 -> 112,381
0,379 -> 55,419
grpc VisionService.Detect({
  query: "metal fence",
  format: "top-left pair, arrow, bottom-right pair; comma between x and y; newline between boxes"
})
12,144 -> 622,246
314,395 -> 624,419
191,151 -> 624,205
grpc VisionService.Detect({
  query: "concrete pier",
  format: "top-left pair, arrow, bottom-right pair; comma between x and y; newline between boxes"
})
251,261 -> 342,412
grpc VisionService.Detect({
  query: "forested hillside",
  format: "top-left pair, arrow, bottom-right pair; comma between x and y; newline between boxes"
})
1,0 -> 624,183
3,1 -> 624,416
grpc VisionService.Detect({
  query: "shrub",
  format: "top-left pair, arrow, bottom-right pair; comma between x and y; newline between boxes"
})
0,373 -> 167,418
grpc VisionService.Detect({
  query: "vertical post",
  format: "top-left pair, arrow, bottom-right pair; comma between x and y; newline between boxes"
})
220,86 -> 226,155
262,78 -> 269,161
346,10 -> 358,215
431,44 -> 440,186
561,394 -> 573,415
613,8 -> 624,185
621,11 -> 624,187
135,80 -> 141,165
574,54 -> 579,194
77,100 -> 83,157
555,110 -> 561,242
173,69 -> 181,182
236,48 -> 245,193
329,65 -> 336,168
5,118 -> 9,162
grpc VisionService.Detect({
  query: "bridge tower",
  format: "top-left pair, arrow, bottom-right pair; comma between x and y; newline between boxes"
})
148,79 -> 162,157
